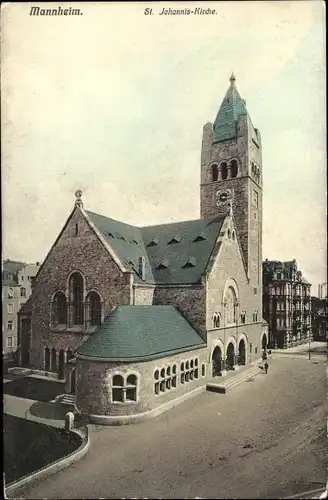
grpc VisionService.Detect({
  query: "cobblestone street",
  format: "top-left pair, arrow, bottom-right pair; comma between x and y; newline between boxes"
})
12,344 -> 327,499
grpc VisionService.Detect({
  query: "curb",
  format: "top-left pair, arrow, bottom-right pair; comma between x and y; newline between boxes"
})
5,428 -> 90,497
88,385 -> 205,426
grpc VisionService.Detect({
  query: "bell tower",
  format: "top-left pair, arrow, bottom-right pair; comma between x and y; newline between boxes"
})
200,74 -> 263,294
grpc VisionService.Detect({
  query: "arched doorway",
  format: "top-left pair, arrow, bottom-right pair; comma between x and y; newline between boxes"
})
226,342 -> 235,371
58,350 -> 65,379
212,346 -> 222,377
238,339 -> 246,365
262,334 -> 267,351
51,348 -> 57,372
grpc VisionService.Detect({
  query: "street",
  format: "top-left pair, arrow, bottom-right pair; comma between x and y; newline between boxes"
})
11,345 -> 327,499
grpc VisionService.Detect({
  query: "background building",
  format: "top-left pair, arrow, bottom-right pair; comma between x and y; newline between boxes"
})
317,282 -> 327,300
262,259 -> 312,349
2,259 -> 40,354
311,296 -> 327,341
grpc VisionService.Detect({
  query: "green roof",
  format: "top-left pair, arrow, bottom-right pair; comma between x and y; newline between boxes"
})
86,211 -> 225,285
76,305 -> 206,361
213,74 -> 247,144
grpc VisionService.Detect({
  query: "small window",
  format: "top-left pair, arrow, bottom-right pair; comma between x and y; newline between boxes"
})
232,231 -> 236,241
160,368 -> 165,378
201,364 -> 206,377
230,160 -> 238,178
7,337 -> 13,347
8,288 -> 14,299
7,321 -> 13,331
20,287 -> 26,297
221,162 -> 228,180
211,164 -> 219,182
250,343 -> 252,353
154,370 -> 159,380
7,304 -> 14,314
74,223 -> 79,237
254,288 -> 257,295
227,229 -> 231,239
255,346 -> 258,355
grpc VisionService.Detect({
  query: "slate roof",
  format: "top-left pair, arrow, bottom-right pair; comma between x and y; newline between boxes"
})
213,74 -> 248,144
86,211 -> 225,285
76,305 -> 206,361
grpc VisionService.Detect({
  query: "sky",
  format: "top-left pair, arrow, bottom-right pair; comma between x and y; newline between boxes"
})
1,1 -> 326,292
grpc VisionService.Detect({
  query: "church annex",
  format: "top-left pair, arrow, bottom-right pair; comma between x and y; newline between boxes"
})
22,75 -> 268,424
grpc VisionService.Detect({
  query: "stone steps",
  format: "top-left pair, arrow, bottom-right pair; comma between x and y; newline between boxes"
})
206,364 -> 263,394
57,393 -> 76,406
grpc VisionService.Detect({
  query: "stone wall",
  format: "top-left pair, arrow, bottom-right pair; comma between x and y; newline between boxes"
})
133,285 -> 155,305
30,207 -> 131,369
153,285 -> 206,340
76,346 -> 208,417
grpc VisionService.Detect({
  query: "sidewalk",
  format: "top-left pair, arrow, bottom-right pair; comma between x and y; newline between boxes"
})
273,341 -> 325,355
4,394 -> 66,429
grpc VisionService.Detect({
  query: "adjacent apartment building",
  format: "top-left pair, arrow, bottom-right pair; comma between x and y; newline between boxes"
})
2,259 -> 40,354
262,259 -> 312,349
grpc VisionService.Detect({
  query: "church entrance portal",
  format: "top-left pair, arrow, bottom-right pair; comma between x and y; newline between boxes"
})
238,339 -> 246,365
226,342 -> 235,371
212,346 -> 222,377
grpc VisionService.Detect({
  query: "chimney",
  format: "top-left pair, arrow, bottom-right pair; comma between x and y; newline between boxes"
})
138,256 -> 145,281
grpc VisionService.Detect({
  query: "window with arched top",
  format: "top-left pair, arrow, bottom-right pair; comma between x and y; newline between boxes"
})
86,291 -> 101,326
226,286 -> 237,324
227,229 -> 231,239
8,288 -> 13,299
69,272 -> 84,325
230,160 -> 238,178
232,231 -> 236,241
221,162 -> 228,180
74,223 -> 79,237
52,292 -> 67,326
211,164 -> 219,182
215,314 -> 221,328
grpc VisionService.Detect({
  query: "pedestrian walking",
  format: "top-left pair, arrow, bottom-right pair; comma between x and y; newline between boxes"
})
264,361 -> 269,374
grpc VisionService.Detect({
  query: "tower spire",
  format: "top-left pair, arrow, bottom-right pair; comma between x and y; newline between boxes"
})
229,72 -> 236,85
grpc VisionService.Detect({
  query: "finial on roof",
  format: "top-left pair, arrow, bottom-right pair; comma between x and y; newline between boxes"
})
229,72 -> 236,84
75,189 -> 83,208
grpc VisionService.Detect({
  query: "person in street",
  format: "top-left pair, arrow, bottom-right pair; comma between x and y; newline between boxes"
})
262,350 -> 267,361
264,361 -> 269,374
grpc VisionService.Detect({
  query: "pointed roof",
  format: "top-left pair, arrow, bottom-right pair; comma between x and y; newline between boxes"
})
213,73 -> 247,144
86,211 -> 225,285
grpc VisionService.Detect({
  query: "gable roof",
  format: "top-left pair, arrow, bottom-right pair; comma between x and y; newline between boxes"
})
86,211 -> 225,285
76,305 -> 206,361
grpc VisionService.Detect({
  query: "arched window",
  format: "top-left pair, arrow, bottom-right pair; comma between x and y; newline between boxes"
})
20,287 -> 26,298
232,231 -> 236,241
112,374 -> 138,402
226,286 -> 237,324
126,374 -> 137,401
74,223 -> 79,237
230,160 -> 238,178
86,292 -> 101,326
221,162 -> 228,180
227,229 -> 231,239
52,292 -> 67,326
8,288 -> 13,299
112,375 -> 124,402
69,272 -> 84,325
211,164 -> 218,182
215,314 -> 221,328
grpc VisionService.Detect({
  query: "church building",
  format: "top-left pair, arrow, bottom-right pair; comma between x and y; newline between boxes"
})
20,74 -> 268,424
